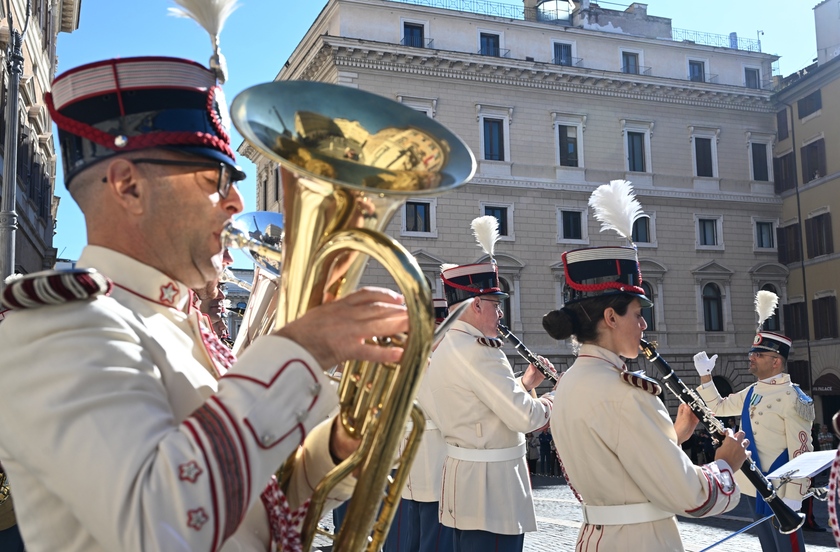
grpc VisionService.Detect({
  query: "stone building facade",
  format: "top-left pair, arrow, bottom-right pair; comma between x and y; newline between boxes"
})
0,0 -> 80,276
770,0 -> 840,426
240,0 -> 787,404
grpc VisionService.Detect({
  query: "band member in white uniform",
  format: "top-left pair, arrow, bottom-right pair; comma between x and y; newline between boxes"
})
695,329 -> 814,552
0,40 -> 408,552
544,245 -> 749,552
424,257 -> 554,552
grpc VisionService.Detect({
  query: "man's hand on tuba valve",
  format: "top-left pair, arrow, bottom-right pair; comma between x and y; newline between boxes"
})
274,286 -> 409,370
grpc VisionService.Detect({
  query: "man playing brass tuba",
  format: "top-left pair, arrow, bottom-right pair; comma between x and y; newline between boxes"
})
0,50 -> 408,552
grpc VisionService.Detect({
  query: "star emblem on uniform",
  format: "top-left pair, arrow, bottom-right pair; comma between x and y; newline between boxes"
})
178,461 -> 203,483
159,282 -> 179,305
187,507 -> 209,531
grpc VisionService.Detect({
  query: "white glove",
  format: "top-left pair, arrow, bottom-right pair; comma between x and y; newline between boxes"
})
693,351 -> 718,377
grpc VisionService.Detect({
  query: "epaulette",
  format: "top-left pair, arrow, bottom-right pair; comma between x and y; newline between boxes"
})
476,336 -> 504,348
792,384 -> 815,422
620,370 -> 662,396
1,268 -> 112,310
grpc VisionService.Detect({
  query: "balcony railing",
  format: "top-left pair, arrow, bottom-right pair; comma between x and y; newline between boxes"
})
479,46 -> 511,58
688,73 -> 719,84
401,36 -> 435,48
671,27 -> 761,52
622,65 -> 652,76
552,56 -> 584,67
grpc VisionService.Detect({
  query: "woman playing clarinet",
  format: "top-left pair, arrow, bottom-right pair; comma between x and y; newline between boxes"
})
542,181 -> 750,552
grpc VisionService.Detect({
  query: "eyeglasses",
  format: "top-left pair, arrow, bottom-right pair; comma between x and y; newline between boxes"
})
748,351 -> 780,360
130,158 -> 237,198
480,298 -> 504,313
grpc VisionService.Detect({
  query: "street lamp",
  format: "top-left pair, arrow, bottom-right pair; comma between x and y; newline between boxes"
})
0,0 -> 31,289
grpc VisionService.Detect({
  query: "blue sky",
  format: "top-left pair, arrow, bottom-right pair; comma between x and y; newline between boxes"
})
50,0 -> 817,266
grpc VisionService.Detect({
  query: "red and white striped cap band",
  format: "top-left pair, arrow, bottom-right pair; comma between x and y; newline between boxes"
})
51,57 -> 216,110
561,246 -> 650,306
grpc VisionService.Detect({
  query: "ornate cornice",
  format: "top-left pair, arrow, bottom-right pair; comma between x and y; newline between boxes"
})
294,38 -> 775,113
466,176 -> 782,205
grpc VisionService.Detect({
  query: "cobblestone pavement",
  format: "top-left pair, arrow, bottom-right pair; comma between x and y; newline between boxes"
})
313,474 -> 838,551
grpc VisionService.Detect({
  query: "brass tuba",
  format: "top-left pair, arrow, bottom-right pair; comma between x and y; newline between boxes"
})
228,81 -> 475,551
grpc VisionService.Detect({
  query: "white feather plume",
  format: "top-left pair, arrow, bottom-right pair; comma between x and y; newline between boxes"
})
471,216 -> 500,257
588,180 -> 645,243
168,0 -> 239,38
755,289 -> 779,331
440,263 -> 458,273
168,0 -> 239,82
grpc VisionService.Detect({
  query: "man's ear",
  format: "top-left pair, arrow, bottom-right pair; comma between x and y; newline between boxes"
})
104,158 -> 144,214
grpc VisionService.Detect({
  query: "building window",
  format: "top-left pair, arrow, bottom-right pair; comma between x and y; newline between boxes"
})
484,205 -> 509,236
401,198 -> 437,237
621,51 -> 639,74
751,142 -> 770,181
745,67 -> 761,89
783,301 -> 809,340
813,296 -> 838,340
777,109 -> 789,141
798,90 -> 822,119
776,223 -> 801,264
805,212 -> 833,258
641,282 -> 655,330
483,118 -> 505,161
558,208 -> 587,244
261,176 -> 268,210
801,138 -> 826,182
480,32 -> 501,57
689,60 -> 705,82
562,210 -> 582,239
499,278 -> 512,328
788,360 -> 810,390
690,128 -> 719,178
703,283 -> 723,331
403,22 -> 425,48
274,166 -> 280,204
774,151 -> 796,193
553,42 -> 573,66
627,131 -> 646,172
632,216 -> 652,244
697,216 -> 722,248
406,202 -> 430,232
694,137 -> 714,177
755,220 -> 776,250
558,125 -> 578,167
761,284 -> 781,331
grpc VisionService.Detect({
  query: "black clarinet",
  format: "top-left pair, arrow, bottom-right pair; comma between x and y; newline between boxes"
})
639,339 -> 805,534
497,324 -> 559,383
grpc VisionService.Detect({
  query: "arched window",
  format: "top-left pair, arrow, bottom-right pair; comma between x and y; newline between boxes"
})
641,282 -> 655,330
499,278 -> 511,328
703,283 -> 723,331
761,283 -> 781,331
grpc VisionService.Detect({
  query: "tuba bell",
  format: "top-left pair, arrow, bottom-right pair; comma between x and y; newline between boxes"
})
227,80 -> 475,551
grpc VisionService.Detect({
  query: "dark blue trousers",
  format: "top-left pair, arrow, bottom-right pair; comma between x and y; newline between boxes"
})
745,495 -> 805,552
333,498 -> 418,551
0,523 -> 24,552
453,528 -> 524,552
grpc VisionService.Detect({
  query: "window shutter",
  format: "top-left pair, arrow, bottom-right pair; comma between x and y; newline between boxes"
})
818,139 -> 827,178
805,218 -> 815,259
825,214 -> 834,254
776,226 -> 787,263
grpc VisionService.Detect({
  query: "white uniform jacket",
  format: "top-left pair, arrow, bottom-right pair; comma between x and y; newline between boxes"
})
697,373 -> 814,507
424,320 -> 552,534
400,373 -> 446,503
0,246 -> 351,552
553,345 -> 740,552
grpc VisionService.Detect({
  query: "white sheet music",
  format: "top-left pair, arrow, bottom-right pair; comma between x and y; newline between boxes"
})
765,450 -> 837,480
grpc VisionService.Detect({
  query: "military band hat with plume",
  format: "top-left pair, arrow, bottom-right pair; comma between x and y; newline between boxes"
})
439,215 -> 508,306
560,180 -> 652,306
